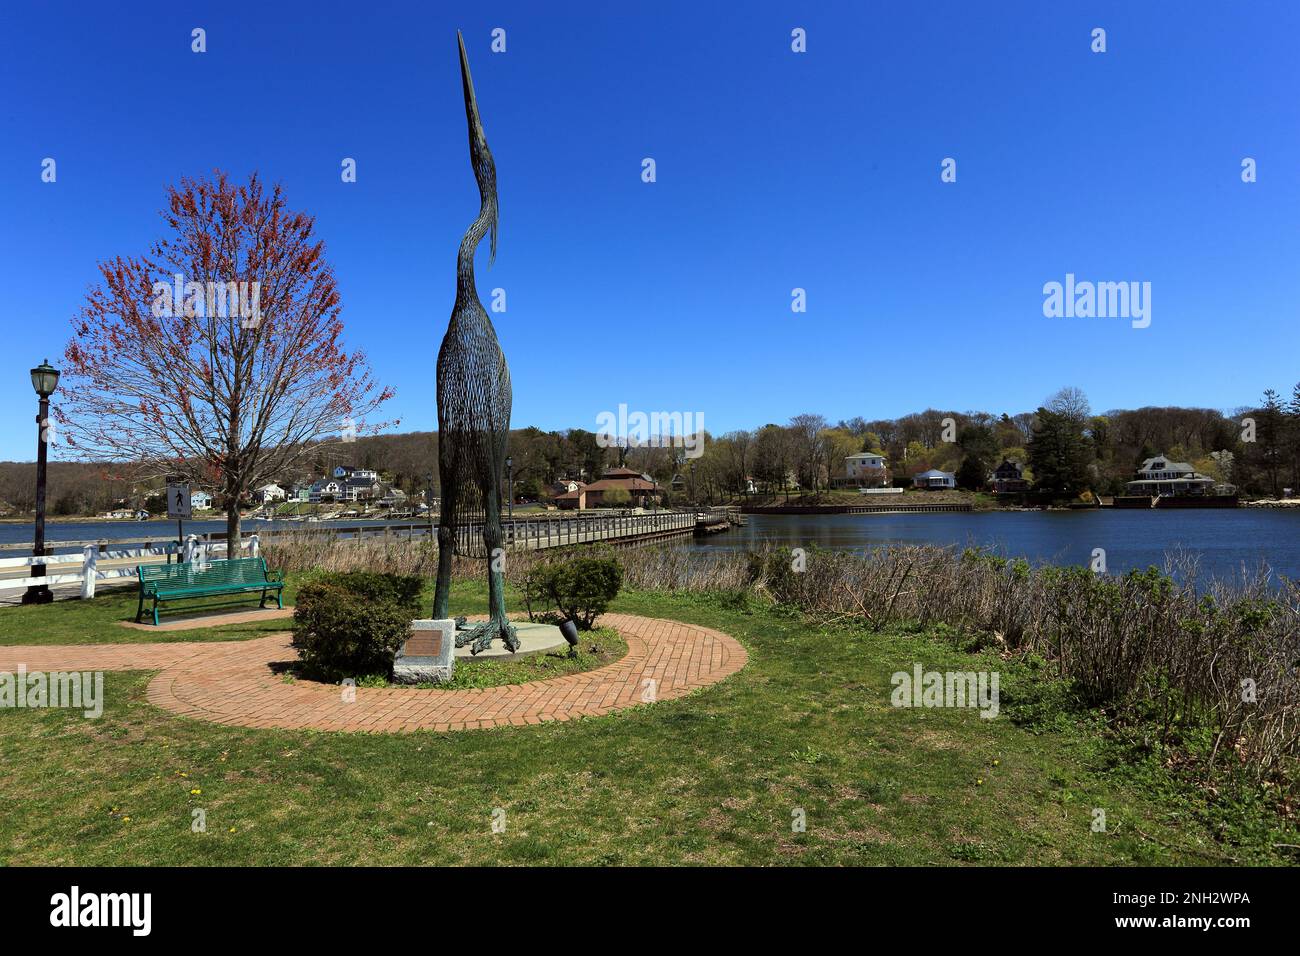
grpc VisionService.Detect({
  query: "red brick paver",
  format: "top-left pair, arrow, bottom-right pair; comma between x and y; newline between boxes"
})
0,614 -> 747,733
118,607 -> 295,632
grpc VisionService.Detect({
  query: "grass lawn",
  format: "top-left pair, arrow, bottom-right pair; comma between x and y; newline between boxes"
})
0,576 -> 578,648
0,581 -> 1296,865
0,581 -> 307,645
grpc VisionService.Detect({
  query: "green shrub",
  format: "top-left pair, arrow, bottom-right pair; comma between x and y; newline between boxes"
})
292,571 -> 423,680
308,570 -> 423,610
523,556 -> 623,630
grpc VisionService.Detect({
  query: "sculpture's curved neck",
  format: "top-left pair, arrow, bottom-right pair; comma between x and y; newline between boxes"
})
455,189 -> 496,305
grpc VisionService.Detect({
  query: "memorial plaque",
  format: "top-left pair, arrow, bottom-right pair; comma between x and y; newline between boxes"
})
393,618 -> 455,684
404,629 -> 442,659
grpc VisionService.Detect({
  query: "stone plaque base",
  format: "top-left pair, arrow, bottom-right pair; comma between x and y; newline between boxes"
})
393,618 -> 456,684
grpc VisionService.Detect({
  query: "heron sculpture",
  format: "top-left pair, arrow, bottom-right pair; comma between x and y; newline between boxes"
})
432,32 -> 518,653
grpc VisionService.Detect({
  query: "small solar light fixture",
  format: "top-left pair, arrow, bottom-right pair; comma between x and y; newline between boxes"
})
559,618 -> 579,656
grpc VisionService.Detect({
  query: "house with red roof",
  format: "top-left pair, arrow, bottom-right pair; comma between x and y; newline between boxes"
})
555,466 -> 662,509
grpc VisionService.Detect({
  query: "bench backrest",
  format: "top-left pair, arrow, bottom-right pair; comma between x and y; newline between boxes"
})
139,556 -> 271,590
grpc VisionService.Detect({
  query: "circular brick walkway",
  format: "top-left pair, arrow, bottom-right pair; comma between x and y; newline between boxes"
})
0,614 -> 746,733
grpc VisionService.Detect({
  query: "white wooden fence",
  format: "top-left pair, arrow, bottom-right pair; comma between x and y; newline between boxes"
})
0,534 -> 261,600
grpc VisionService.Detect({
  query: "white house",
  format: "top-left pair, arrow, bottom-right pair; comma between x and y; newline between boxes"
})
253,483 -> 286,504
327,466 -> 381,501
1126,455 -> 1216,496
309,467 -> 384,503
190,491 -> 214,510
839,452 -> 889,488
309,479 -> 345,503
912,469 -> 956,490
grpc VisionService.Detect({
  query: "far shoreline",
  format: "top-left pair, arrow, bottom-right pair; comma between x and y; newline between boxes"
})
4,498 -> 1300,525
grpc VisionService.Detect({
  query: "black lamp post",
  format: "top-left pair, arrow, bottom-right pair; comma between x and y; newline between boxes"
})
505,456 -> 514,520
23,359 -> 60,605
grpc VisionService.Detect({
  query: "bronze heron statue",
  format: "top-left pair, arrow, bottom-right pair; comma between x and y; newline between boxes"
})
432,32 -> 518,653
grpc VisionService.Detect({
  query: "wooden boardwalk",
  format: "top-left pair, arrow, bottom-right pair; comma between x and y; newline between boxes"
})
0,511 -> 711,603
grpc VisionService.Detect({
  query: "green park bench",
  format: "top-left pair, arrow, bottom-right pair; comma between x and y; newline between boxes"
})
136,556 -> 284,626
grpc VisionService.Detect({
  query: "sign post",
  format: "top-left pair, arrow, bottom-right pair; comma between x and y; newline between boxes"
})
166,479 -> 192,563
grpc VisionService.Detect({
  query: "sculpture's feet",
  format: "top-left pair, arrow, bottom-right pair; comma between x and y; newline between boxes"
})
500,621 -> 520,653
455,618 -> 519,655
453,618 -> 485,649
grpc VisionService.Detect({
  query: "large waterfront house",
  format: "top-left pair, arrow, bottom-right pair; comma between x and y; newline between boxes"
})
311,466 -> 383,503
309,479 -> 344,503
834,452 -> 890,488
912,468 -> 956,490
555,467 -> 662,509
190,490 -> 213,510
989,459 -> 1030,494
1125,455 -> 1216,496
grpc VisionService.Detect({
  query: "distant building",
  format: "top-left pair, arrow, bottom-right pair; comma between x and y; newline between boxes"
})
557,467 -> 662,509
190,491 -> 214,510
553,484 -> 588,510
308,479 -> 343,503
912,468 -> 956,490
551,479 -> 583,496
253,483 -> 286,504
834,452 -> 889,488
1125,454 -> 1215,496
310,466 -> 382,503
989,459 -> 1029,494
376,485 -> 407,507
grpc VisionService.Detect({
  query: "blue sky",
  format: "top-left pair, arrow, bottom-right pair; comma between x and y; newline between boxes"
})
1,1 -> 1297,461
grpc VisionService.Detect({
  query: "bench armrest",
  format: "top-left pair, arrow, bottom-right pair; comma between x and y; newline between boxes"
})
264,569 -> 284,583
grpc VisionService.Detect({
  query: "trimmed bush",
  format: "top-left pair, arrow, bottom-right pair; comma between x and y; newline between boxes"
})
311,570 -> 423,609
292,572 -> 423,681
523,556 -> 623,630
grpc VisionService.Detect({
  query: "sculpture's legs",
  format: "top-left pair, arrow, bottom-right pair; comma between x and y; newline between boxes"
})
481,480 -> 519,652
432,481 -> 457,620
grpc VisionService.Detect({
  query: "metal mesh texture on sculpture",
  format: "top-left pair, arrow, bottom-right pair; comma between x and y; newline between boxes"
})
432,32 -> 518,653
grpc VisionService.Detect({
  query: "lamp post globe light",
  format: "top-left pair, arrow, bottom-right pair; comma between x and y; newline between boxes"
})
23,359 -> 60,605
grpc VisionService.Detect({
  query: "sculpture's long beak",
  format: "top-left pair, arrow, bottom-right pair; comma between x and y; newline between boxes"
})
457,31 -> 486,145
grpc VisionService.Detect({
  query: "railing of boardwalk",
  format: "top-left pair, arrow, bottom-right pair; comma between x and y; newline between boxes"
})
0,512 -> 702,596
